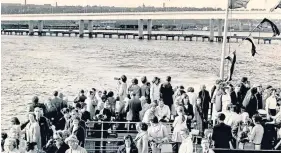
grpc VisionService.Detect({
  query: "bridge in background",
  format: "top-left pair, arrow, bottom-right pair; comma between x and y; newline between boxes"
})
1,11 -> 280,40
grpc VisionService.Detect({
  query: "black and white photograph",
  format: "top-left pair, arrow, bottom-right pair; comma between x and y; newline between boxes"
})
1,0 -> 281,153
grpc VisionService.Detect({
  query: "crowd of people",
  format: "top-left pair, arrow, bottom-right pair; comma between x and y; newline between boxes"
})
1,75 -> 281,153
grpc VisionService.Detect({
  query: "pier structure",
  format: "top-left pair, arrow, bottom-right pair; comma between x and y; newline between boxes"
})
2,11 -> 280,43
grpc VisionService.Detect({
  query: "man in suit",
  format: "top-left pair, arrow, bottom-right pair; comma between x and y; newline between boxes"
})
239,77 -> 250,102
127,92 -> 142,120
212,113 -> 233,149
198,85 -> 211,121
160,76 -> 174,110
126,91 -> 142,130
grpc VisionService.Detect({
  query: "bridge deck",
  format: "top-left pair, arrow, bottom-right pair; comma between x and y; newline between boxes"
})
1,29 -> 280,43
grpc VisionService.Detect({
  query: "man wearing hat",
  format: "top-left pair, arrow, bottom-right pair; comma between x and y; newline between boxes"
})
65,135 -> 87,153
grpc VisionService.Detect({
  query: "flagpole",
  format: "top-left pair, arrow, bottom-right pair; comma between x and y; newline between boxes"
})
219,0 -> 231,80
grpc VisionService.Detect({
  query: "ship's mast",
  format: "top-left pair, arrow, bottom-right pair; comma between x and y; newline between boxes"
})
219,0 -> 231,80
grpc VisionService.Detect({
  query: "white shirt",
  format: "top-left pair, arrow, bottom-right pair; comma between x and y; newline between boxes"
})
155,105 -> 171,120
187,92 -> 197,107
126,147 -> 131,153
150,83 -> 161,102
222,94 -> 231,112
225,111 -> 240,126
266,96 -> 277,110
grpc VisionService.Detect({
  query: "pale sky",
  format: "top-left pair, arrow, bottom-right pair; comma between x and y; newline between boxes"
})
1,0 -> 280,9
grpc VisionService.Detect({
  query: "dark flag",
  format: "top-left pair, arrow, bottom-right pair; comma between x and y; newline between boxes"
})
259,18 -> 280,37
225,51 -> 236,82
229,0 -> 251,9
245,36 -> 257,56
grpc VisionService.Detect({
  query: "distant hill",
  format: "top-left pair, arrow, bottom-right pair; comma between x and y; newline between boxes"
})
1,3 -> 224,14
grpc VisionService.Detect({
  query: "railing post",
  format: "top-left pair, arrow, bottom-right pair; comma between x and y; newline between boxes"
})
101,121 -> 103,153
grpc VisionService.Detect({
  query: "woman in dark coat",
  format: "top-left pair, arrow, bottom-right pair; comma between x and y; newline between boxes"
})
198,85 -> 211,121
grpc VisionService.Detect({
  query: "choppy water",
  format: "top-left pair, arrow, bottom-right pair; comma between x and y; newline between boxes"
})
1,34 -> 281,130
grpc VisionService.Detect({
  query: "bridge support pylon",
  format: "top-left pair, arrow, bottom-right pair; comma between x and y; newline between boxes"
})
38,20 -> 44,36
79,20 -> 84,38
138,19 -> 144,40
147,19 -> 152,40
88,20 -> 93,38
28,20 -> 34,36
209,19 -> 214,42
218,19 -> 223,37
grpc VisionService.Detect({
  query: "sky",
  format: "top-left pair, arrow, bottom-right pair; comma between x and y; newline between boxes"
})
1,0 -> 280,9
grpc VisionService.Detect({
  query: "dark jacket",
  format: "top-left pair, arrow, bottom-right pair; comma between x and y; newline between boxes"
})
81,111 -> 91,122
56,117 -> 66,131
183,103 -> 194,130
210,85 -> 217,99
43,142 -> 69,153
117,145 -> 138,153
37,116 -> 50,147
243,94 -> 258,118
127,98 -> 142,121
160,82 -> 174,107
94,108 -> 112,134
95,108 -> 112,121
256,92 -> 263,110
74,95 -> 87,103
70,126 -> 85,147
235,91 -> 243,108
212,122 -> 232,149
230,91 -> 237,106
57,142 -> 69,153
29,103 -> 47,114
239,83 -> 250,101
198,90 -> 211,120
